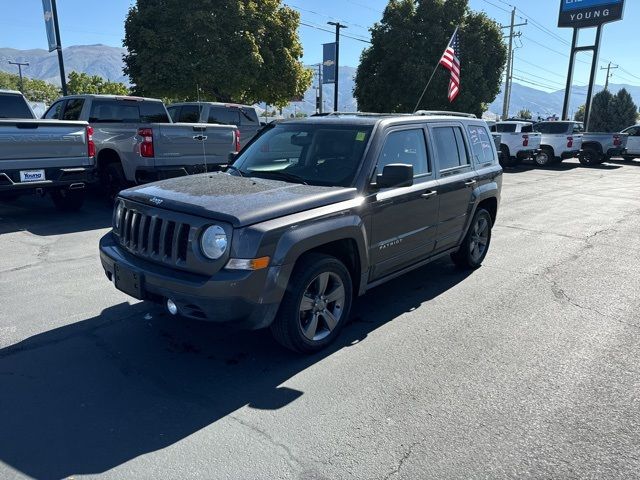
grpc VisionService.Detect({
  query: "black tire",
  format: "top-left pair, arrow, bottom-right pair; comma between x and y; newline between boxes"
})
622,155 -> 635,162
499,146 -> 515,168
100,163 -> 128,203
579,148 -> 603,166
50,188 -> 85,212
534,147 -> 555,167
271,253 -> 353,354
451,208 -> 493,270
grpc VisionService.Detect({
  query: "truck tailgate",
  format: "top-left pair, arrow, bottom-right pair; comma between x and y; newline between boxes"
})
0,119 -> 91,168
155,123 -> 236,167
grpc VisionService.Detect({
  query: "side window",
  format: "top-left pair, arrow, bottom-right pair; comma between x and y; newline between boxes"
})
208,107 -> 241,125
432,126 -> 470,171
139,101 -> 170,123
89,100 -> 140,123
573,123 -> 584,134
466,125 -> 494,165
521,124 -> 533,133
178,105 -> 201,123
62,99 -> 84,120
377,129 -> 429,178
44,100 -> 65,120
166,106 -> 179,122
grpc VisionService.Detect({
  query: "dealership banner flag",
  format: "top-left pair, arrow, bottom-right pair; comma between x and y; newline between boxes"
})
42,0 -> 58,52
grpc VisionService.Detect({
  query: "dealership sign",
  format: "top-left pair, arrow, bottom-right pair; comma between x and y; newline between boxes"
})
558,0 -> 625,28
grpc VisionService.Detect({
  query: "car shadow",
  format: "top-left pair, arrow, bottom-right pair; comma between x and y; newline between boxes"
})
0,192 -> 112,237
0,258 -> 471,479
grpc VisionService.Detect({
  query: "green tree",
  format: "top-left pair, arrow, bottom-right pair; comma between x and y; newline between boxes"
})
354,0 -> 507,117
588,89 -> 614,132
0,71 -> 60,104
608,88 -> 638,132
123,0 -> 312,108
517,108 -> 532,120
574,104 -> 585,123
67,71 -> 130,96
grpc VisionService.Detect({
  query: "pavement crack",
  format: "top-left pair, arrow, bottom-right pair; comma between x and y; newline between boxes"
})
381,440 -> 422,480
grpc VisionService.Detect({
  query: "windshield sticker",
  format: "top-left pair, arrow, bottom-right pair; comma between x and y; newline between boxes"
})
355,132 -> 366,141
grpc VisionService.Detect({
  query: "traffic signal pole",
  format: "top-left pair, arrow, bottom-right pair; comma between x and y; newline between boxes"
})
327,22 -> 346,112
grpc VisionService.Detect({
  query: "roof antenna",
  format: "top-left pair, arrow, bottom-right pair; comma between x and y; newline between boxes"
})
196,83 -> 208,173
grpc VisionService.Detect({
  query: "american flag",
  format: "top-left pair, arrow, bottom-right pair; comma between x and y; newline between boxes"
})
439,27 -> 461,102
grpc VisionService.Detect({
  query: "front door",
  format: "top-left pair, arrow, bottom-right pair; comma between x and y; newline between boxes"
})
368,127 -> 440,281
624,127 -> 640,156
429,124 -> 477,253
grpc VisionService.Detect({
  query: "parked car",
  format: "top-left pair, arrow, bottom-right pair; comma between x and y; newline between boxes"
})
578,132 -> 628,166
167,102 -> 261,149
99,112 -> 502,353
490,121 -> 542,167
0,91 -> 95,210
43,95 -> 240,200
621,124 -> 640,161
532,121 -> 584,167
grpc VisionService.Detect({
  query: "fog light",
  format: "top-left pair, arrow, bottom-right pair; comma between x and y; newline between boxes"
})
166,298 -> 178,316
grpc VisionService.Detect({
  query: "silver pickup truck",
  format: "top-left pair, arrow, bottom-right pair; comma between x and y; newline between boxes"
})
43,95 -> 240,200
579,132 -> 628,166
0,90 -> 95,211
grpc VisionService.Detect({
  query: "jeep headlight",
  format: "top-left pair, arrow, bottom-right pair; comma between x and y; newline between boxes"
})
200,225 -> 228,260
113,200 -> 124,231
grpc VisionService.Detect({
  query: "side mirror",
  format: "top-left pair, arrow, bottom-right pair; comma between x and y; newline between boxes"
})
376,164 -> 414,189
228,152 -> 239,163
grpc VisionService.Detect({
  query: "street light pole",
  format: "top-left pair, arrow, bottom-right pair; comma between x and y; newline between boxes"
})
51,0 -> 67,95
8,61 -> 29,92
327,21 -> 347,112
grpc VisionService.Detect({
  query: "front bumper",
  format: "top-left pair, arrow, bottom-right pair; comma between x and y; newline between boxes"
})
99,232 -> 284,329
0,166 -> 95,193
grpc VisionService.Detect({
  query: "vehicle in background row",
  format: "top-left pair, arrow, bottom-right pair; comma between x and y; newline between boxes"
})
490,121 -> 541,167
532,121 -> 584,167
43,95 -> 240,200
100,112 -> 502,353
0,92 -> 95,210
167,102 -> 261,149
621,124 -> 640,161
578,132 -> 628,166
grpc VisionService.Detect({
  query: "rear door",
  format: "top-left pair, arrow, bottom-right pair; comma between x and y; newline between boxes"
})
368,126 -> 440,281
429,123 -> 477,253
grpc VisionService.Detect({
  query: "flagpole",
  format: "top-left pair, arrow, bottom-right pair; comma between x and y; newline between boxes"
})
412,27 -> 459,113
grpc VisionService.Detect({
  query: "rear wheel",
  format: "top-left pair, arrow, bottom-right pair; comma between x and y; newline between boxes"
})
100,163 -> 128,203
534,147 -> 555,167
50,188 -> 85,212
499,146 -> 514,167
271,253 -> 353,353
451,208 -> 493,270
579,148 -> 603,166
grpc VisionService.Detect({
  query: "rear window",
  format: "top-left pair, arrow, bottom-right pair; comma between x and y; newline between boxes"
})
89,100 -> 140,123
0,94 -> 34,119
495,124 -> 517,133
176,105 -> 201,123
534,122 -> 572,134
240,107 -> 259,125
208,106 -> 240,125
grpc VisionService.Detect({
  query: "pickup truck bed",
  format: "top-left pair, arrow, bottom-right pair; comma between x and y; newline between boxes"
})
579,132 -> 628,166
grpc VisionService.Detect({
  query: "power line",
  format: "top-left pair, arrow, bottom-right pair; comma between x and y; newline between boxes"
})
299,21 -> 371,44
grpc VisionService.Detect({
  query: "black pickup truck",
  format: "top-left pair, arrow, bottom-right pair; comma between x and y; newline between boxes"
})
100,113 -> 502,353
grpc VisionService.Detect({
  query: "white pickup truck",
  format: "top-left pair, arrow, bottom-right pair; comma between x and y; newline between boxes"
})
489,121 -> 541,167
621,124 -> 640,161
532,121 -> 583,167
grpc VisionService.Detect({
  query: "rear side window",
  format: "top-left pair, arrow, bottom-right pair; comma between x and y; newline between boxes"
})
521,124 -> 533,133
496,124 -> 516,133
44,100 -> 64,120
177,105 -> 201,123
208,107 -> 240,125
140,101 -> 170,123
62,99 -> 84,120
466,125 -> 495,165
377,129 -> 429,177
0,94 -> 34,119
89,100 -> 140,123
432,126 -> 470,171
534,122 -> 571,134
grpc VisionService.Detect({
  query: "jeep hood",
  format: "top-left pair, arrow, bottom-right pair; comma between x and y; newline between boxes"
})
120,172 -> 358,227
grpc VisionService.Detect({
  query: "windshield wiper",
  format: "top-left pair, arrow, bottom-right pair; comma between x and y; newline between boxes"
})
250,171 -> 308,185
226,165 -> 244,177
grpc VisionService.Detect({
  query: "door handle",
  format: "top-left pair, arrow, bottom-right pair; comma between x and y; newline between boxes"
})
421,191 -> 437,199
464,180 -> 477,187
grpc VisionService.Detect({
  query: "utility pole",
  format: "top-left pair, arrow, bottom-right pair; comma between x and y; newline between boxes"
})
8,61 -> 29,92
501,8 -> 527,119
601,62 -> 618,91
51,0 -> 67,95
327,21 -> 347,112
317,63 -> 323,114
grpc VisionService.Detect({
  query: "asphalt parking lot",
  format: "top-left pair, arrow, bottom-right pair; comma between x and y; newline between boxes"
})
1,158 -> 640,480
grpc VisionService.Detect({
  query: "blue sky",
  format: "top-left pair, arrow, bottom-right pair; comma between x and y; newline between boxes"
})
0,0 -> 638,91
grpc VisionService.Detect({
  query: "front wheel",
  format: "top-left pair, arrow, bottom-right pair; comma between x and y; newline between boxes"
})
451,208 -> 493,270
579,148 -> 603,166
271,253 -> 353,353
50,188 -> 85,212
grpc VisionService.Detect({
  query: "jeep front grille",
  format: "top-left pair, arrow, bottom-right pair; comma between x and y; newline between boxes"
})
117,206 -> 191,265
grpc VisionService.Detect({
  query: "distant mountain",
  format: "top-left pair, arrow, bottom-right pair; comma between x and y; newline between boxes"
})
0,44 -> 128,85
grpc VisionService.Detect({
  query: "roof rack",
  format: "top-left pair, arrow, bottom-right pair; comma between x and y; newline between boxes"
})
414,110 -> 477,118
312,111 -> 396,117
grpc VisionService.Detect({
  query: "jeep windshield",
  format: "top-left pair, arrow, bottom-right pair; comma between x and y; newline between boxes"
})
231,123 -> 373,187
